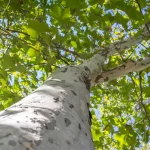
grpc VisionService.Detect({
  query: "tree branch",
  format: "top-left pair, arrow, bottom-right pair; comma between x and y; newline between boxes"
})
135,0 -> 150,34
5,28 -> 30,36
92,55 -> 150,85
0,26 -> 40,52
56,46 -> 82,58
139,72 -> 150,121
81,22 -> 150,80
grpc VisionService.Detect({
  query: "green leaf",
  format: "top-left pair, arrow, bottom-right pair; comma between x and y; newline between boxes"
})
89,0 -> 105,5
26,28 -> 38,39
2,55 -> 13,69
65,0 -> 84,8
0,104 -> 4,111
50,6 -> 72,23
144,14 -> 150,22
108,0 -> 143,20
27,48 -> 37,57
114,133 -> 126,148
61,8 -> 72,21
50,6 -> 62,20
92,128 -> 102,141
71,41 -> 77,48
143,131 -> 149,143
1,1 -> 150,150
138,0 -> 146,7
4,99 -> 14,108
143,87 -> 150,97
16,64 -> 26,73
27,20 -> 49,33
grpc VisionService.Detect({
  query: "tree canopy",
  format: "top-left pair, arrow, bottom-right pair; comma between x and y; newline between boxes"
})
0,0 -> 150,149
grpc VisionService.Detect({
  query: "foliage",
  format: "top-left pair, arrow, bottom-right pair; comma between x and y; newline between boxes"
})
0,0 -> 150,149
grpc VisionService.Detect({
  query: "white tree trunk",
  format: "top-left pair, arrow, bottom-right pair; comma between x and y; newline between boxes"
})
0,23 -> 149,150
0,66 -> 94,150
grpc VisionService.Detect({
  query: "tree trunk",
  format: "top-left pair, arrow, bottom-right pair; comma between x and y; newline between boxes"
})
0,66 -> 94,150
0,24 -> 150,150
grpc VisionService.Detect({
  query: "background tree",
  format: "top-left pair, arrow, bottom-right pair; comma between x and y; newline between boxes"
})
0,0 -> 150,149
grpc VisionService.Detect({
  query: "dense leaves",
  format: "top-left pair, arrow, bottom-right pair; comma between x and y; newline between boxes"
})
0,0 -> 150,149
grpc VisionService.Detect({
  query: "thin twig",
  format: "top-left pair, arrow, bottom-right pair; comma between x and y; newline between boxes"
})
1,0 -> 11,16
135,0 -> 150,34
56,46 -> 82,58
0,26 -> 39,52
140,42 -> 147,49
56,55 -> 70,65
129,73 -> 139,99
5,28 -> 30,36
139,71 -> 150,121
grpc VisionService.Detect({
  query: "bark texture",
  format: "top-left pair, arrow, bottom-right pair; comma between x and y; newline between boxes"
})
0,23 -> 149,150
95,55 -> 150,84
0,66 -> 94,150
82,24 -> 150,85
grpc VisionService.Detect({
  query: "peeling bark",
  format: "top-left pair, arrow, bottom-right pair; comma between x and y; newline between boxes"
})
0,66 -> 94,150
81,23 -> 150,84
94,55 -> 150,84
0,23 -> 150,150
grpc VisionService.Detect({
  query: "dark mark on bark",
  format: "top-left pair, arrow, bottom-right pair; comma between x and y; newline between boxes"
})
54,111 -> 60,116
89,111 -> 92,126
85,133 -> 87,136
0,133 -> 11,140
48,138 -> 53,143
78,76 -> 84,82
51,116 -> 55,119
74,80 -> 77,82
141,63 -> 145,65
69,104 -> 74,108
46,120 -> 56,130
95,75 -> 102,83
84,66 -> 90,72
101,50 -> 109,56
61,80 -> 66,83
85,78 -> 91,91
8,140 -> 17,146
61,68 -> 68,73
87,103 -> 92,126
104,77 -> 109,82
64,118 -> 71,126
53,97 -> 59,102
71,90 -> 77,96
66,140 -> 70,145
34,140 -> 42,146
78,123 -> 81,130
87,103 -> 90,108
122,64 -> 126,68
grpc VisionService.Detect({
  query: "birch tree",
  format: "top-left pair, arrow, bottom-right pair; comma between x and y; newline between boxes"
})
0,0 -> 150,150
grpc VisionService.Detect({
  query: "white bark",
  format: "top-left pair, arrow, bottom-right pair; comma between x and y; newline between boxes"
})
0,66 -> 94,150
0,23 -> 150,150
95,55 -> 150,84
81,24 -> 150,84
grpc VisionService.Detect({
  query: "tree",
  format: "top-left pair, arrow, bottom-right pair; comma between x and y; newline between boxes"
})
0,0 -> 150,149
